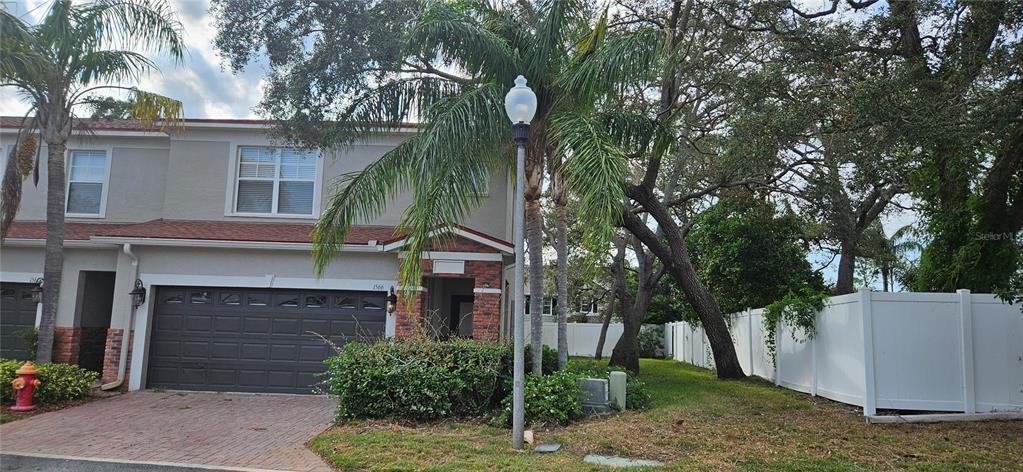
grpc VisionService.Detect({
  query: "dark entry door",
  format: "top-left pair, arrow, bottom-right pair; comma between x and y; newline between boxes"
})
0,283 -> 37,360
146,286 -> 386,394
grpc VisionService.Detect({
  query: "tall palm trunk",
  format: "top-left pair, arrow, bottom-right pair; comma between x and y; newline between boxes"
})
552,173 -> 569,370
37,137 -> 67,363
525,196 -> 544,374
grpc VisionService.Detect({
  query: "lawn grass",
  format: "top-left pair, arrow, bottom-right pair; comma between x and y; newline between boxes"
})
310,358 -> 1023,471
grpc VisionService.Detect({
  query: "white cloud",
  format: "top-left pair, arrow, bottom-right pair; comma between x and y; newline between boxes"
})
0,0 -> 264,119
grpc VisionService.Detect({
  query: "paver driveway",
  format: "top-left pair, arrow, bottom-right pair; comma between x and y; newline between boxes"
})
0,391 -> 334,472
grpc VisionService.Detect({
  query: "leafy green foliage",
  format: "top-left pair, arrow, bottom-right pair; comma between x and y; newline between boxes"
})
567,360 -> 651,411
523,344 -> 558,376
499,371 -> 583,427
323,339 -> 509,421
0,359 -> 98,404
637,325 -> 663,359
648,197 -> 824,325
17,327 -> 38,361
761,289 -> 830,364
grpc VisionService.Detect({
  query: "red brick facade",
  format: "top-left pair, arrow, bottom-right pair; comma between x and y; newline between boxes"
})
394,235 -> 506,341
52,326 -> 82,364
101,328 -> 133,387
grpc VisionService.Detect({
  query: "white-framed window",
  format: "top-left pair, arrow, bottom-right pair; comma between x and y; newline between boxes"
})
578,299 -> 597,314
542,297 -> 554,316
66,149 -> 108,217
233,146 -> 319,216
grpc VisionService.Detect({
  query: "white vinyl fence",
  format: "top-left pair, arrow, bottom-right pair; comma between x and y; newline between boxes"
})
525,321 -> 624,357
665,289 -> 1023,416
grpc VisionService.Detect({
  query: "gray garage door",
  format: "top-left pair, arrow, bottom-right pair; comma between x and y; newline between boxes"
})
1,283 -> 37,360
147,286 -> 387,394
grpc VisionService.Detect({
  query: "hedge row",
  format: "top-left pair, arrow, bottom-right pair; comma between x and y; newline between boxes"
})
0,359 -> 98,405
322,339 -> 648,426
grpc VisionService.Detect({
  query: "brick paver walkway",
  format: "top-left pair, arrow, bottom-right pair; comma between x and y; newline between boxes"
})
0,391 -> 335,472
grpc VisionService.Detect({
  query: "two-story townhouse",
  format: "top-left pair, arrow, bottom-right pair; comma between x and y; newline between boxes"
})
0,117 -> 515,394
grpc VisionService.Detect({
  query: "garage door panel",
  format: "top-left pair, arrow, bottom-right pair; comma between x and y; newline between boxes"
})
182,341 -> 210,358
211,342 -> 239,359
213,316 -> 242,332
156,314 -> 184,331
267,370 -> 294,387
207,369 -> 238,386
272,318 -> 300,334
269,344 -> 297,361
243,317 -> 271,333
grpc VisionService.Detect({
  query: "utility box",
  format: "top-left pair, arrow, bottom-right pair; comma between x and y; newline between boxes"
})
577,378 -> 612,415
608,371 -> 627,410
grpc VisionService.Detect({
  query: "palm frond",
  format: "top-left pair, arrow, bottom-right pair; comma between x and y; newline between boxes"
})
129,88 -> 183,131
0,10 -> 52,90
551,112 -> 627,255
406,2 -> 520,82
313,139 -> 418,276
79,0 -> 185,62
75,50 -> 156,84
557,27 -> 662,101
321,76 -> 464,149
313,82 -> 509,300
525,0 -> 583,76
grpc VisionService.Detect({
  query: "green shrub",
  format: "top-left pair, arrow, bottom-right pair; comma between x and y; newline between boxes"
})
523,344 -> 559,375
499,371 -> 583,426
0,359 -> 97,404
323,339 -> 509,421
567,361 -> 652,411
0,359 -> 21,403
638,325 -> 664,358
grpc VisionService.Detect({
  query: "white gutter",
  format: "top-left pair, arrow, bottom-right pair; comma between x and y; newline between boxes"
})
101,243 -> 138,391
88,237 -> 384,252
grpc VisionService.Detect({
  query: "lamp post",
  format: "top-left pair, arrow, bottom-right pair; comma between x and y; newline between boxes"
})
504,75 -> 537,450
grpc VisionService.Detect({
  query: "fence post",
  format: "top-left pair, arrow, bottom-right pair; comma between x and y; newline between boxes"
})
747,308 -> 754,376
774,316 -> 782,387
860,288 -> 877,417
958,289 -> 976,414
811,322 -> 818,397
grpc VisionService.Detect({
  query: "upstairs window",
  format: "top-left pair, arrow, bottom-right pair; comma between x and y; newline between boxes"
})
66,150 -> 107,216
234,146 -> 318,216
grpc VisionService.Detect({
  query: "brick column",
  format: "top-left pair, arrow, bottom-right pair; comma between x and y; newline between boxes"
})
52,326 -> 82,364
394,290 -> 426,338
101,328 -> 133,387
468,260 -> 503,342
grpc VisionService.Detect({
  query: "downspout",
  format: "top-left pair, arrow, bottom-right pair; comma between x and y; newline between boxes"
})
101,243 -> 138,391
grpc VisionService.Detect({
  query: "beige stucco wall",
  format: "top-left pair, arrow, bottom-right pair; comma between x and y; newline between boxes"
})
1,126 -> 511,240
0,244 -> 118,326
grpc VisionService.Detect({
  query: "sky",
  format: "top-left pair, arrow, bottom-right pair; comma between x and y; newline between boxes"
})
0,0 -> 264,119
0,0 -> 919,290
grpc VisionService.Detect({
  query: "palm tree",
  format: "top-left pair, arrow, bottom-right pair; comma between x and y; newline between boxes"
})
860,223 -> 923,292
312,1 -> 629,374
1,0 -> 185,362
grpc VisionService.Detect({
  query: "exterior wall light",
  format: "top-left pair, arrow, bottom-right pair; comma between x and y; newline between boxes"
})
130,279 -> 147,309
30,278 -> 43,304
386,286 -> 398,314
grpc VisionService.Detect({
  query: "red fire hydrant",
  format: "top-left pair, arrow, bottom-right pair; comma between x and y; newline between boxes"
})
10,361 -> 41,411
